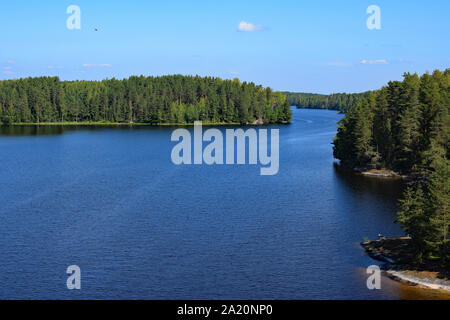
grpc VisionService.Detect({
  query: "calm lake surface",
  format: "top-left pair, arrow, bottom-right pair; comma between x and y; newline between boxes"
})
1,108 -> 448,300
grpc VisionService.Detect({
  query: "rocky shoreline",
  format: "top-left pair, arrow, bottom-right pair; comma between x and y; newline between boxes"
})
361,237 -> 450,292
355,168 -> 408,179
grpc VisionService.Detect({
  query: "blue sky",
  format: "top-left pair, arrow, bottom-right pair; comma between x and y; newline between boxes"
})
1,0 -> 449,93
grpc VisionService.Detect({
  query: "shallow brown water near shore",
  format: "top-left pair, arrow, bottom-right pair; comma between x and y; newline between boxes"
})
355,267 -> 450,300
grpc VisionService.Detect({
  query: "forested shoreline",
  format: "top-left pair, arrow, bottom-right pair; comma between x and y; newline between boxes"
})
0,75 -> 292,125
284,91 -> 370,113
334,69 -> 449,267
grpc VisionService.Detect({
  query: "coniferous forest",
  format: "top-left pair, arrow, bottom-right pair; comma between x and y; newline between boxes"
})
0,75 -> 292,125
284,91 -> 370,113
333,69 -> 449,266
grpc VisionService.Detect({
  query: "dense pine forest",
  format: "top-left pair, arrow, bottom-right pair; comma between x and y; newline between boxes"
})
284,91 -> 370,113
0,75 -> 292,125
334,69 -> 449,266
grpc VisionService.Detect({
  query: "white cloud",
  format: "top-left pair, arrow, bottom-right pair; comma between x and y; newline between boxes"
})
229,71 -> 239,75
3,71 -> 15,75
82,64 -> 112,68
7,60 -> 15,64
3,66 -> 12,70
48,65 -> 64,69
238,21 -> 263,32
360,59 -> 388,65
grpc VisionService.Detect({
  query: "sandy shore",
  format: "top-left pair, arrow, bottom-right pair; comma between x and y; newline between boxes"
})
386,270 -> 450,292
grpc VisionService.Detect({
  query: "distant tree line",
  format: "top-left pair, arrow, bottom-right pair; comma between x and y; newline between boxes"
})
333,69 -> 449,266
0,75 -> 292,125
283,91 -> 370,113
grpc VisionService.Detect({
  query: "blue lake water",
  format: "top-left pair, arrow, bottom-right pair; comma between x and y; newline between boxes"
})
1,108 -> 447,300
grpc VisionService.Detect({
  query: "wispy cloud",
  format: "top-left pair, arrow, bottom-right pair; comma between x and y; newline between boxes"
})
326,61 -> 353,67
229,71 -> 239,75
7,60 -> 15,64
48,65 -> 64,69
360,59 -> 388,65
3,65 -> 15,74
238,21 -> 263,32
324,59 -> 390,67
82,64 -> 112,68
393,58 -> 411,64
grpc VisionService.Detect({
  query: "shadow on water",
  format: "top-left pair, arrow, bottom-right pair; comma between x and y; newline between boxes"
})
0,125 -> 67,136
0,124 -> 252,137
333,162 -> 405,200
0,125 -> 169,136
331,161 -> 406,240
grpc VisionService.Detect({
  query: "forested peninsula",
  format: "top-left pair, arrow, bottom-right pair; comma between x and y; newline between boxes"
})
0,75 -> 292,125
284,91 -> 370,113
334,69 -> 449,271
